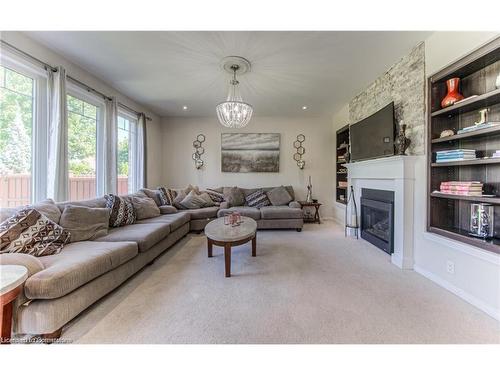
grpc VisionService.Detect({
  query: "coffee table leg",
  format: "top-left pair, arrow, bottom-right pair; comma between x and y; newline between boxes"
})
224,243 -> 231,277
1,301 -> 13,344
252,235 -> 256,257
207,238 -> 213,258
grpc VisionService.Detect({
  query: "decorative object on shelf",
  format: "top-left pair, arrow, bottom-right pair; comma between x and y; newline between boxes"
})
221,133 -> 280,172
216,56 -> 253,128
192,134 -> 206,169
439,129 -> 455,138
306,175 -> 313,203
343,149 -> 350,163
475,108 -> 489,125
441,77 -> 464,108
469,203 -> 494,238
395,121 -> 411,155
293,134 -> 306,169
345,186 -> 359,239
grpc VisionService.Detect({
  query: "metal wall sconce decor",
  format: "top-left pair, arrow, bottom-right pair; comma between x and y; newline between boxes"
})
293,134 -> 306,169
192,134 -> 206,169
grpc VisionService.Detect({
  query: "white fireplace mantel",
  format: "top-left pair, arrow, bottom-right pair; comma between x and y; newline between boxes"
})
343,156 -> 418,269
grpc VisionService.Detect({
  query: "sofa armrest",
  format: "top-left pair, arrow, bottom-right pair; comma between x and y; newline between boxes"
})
159,205 -> 178,214
219,201 -> 230,209
0,253 -> 45,306
0,253 -> 45,277
288,201 -> 301,209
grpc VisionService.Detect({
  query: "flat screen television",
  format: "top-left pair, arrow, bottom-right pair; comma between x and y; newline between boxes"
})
349,102 -> 395,162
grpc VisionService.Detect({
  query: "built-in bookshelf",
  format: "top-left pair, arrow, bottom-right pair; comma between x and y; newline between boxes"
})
427,37 -> 500,254
336,124 -> 350,204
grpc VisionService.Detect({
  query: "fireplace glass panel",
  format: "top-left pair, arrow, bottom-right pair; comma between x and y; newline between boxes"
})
362,206 -> 390,242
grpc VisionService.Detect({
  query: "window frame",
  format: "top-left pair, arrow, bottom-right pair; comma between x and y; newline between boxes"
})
0,50 -> 48,204
117,108 -> 139,194
66,83 -> 105,199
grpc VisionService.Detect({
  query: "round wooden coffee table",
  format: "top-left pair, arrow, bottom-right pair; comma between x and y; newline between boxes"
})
205,217 -> 257,277
1,265 -> 28,344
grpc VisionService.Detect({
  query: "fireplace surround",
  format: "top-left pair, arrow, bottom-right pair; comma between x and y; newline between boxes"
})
343,155 -> 417,269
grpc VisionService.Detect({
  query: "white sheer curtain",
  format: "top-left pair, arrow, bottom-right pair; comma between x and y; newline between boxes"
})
134,113 -> 147,190
101,97 -> 118,195
46,66 -> 68,202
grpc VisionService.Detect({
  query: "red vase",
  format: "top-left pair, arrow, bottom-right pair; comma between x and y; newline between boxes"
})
441,77 -> 464,108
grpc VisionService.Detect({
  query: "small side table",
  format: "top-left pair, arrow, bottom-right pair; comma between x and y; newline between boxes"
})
1,265 -> 28,344
299,201 -> 322,224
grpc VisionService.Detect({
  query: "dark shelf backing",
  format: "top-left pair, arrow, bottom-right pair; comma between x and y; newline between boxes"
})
431,88 -> 500,118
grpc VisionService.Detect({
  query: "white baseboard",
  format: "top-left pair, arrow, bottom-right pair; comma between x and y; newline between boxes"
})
414,265 -> 500,321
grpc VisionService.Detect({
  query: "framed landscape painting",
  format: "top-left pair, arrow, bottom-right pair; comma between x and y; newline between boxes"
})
221,133 -> 280,172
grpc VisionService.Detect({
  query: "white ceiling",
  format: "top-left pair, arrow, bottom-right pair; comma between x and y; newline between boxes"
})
25,31 -> 431,117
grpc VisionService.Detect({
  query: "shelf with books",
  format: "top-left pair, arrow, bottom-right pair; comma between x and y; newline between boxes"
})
430,191 -> 500,204
431,124 -> 500,143
336,124 -> 350,205
427,37 -> 500,253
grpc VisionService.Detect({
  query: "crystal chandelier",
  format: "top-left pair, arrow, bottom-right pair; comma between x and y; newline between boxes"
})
216,57 -> 253,128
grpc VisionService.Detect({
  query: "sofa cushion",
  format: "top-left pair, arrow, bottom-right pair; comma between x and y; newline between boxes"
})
24,240 -> 138,299
267,186 -> 293,206
217,206 -> 261,220
56,197 -> 107,213
1,199 -> 61,224
187,206 -> 219,220
136,212 -> 190,232
105,194 -> 136,227
260,206 -> 303,219
159,205 -> 178,214
96,223 -> 170,252
223,186 -> 245,207
131,195 -> 160,220
59,205 -> 110,242
0,208 -> 70,257
245,189 -> 271,208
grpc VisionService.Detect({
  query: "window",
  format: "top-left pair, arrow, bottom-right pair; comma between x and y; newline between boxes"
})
0,55 -> 47,207
67,94 -> 100,200
117,112 -> 139,194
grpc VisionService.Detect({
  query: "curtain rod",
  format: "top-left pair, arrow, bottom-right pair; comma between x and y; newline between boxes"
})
1,39 -> 153,122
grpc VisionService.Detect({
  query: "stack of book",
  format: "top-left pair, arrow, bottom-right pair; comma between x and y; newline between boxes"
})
457,122 -> 500,134
338,181 -> 348,188
439,181 -> 483,196
435,149 -> 476,163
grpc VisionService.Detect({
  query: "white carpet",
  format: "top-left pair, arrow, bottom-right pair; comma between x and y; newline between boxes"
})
62,222 -> 500,344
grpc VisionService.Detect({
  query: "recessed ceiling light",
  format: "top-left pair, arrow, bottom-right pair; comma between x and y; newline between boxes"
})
302,106 -> 308,110
183,106 -> 188,110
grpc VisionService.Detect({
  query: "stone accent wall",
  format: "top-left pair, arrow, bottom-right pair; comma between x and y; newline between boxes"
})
349,43 -> 425,155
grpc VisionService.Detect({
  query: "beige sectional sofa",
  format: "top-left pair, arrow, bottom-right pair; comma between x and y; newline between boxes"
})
0,186 -> 303,339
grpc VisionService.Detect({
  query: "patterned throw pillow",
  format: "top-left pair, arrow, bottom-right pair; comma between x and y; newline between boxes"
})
105,194 -> 136,227
0,208 -> 70,257
245,189 -> 271,208
204,189 -> 225,204
157,186 -> 176,206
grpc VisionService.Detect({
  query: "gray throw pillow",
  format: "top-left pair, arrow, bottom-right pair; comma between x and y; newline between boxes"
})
179,190 -> 205,209
131,195 -> 161,220
223,187 -> 245,208
60,205 -> 110,242
139,188 -> 162,206
0,199 -> 61,224
172,190 -> 187,209
267,186 -> 293,206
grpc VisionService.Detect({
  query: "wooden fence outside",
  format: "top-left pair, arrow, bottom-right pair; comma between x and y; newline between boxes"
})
0,174 -> 128,207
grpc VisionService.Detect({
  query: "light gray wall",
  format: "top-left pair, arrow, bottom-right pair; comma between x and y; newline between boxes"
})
1,31 -> 164,188
160,116 -> 335,217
